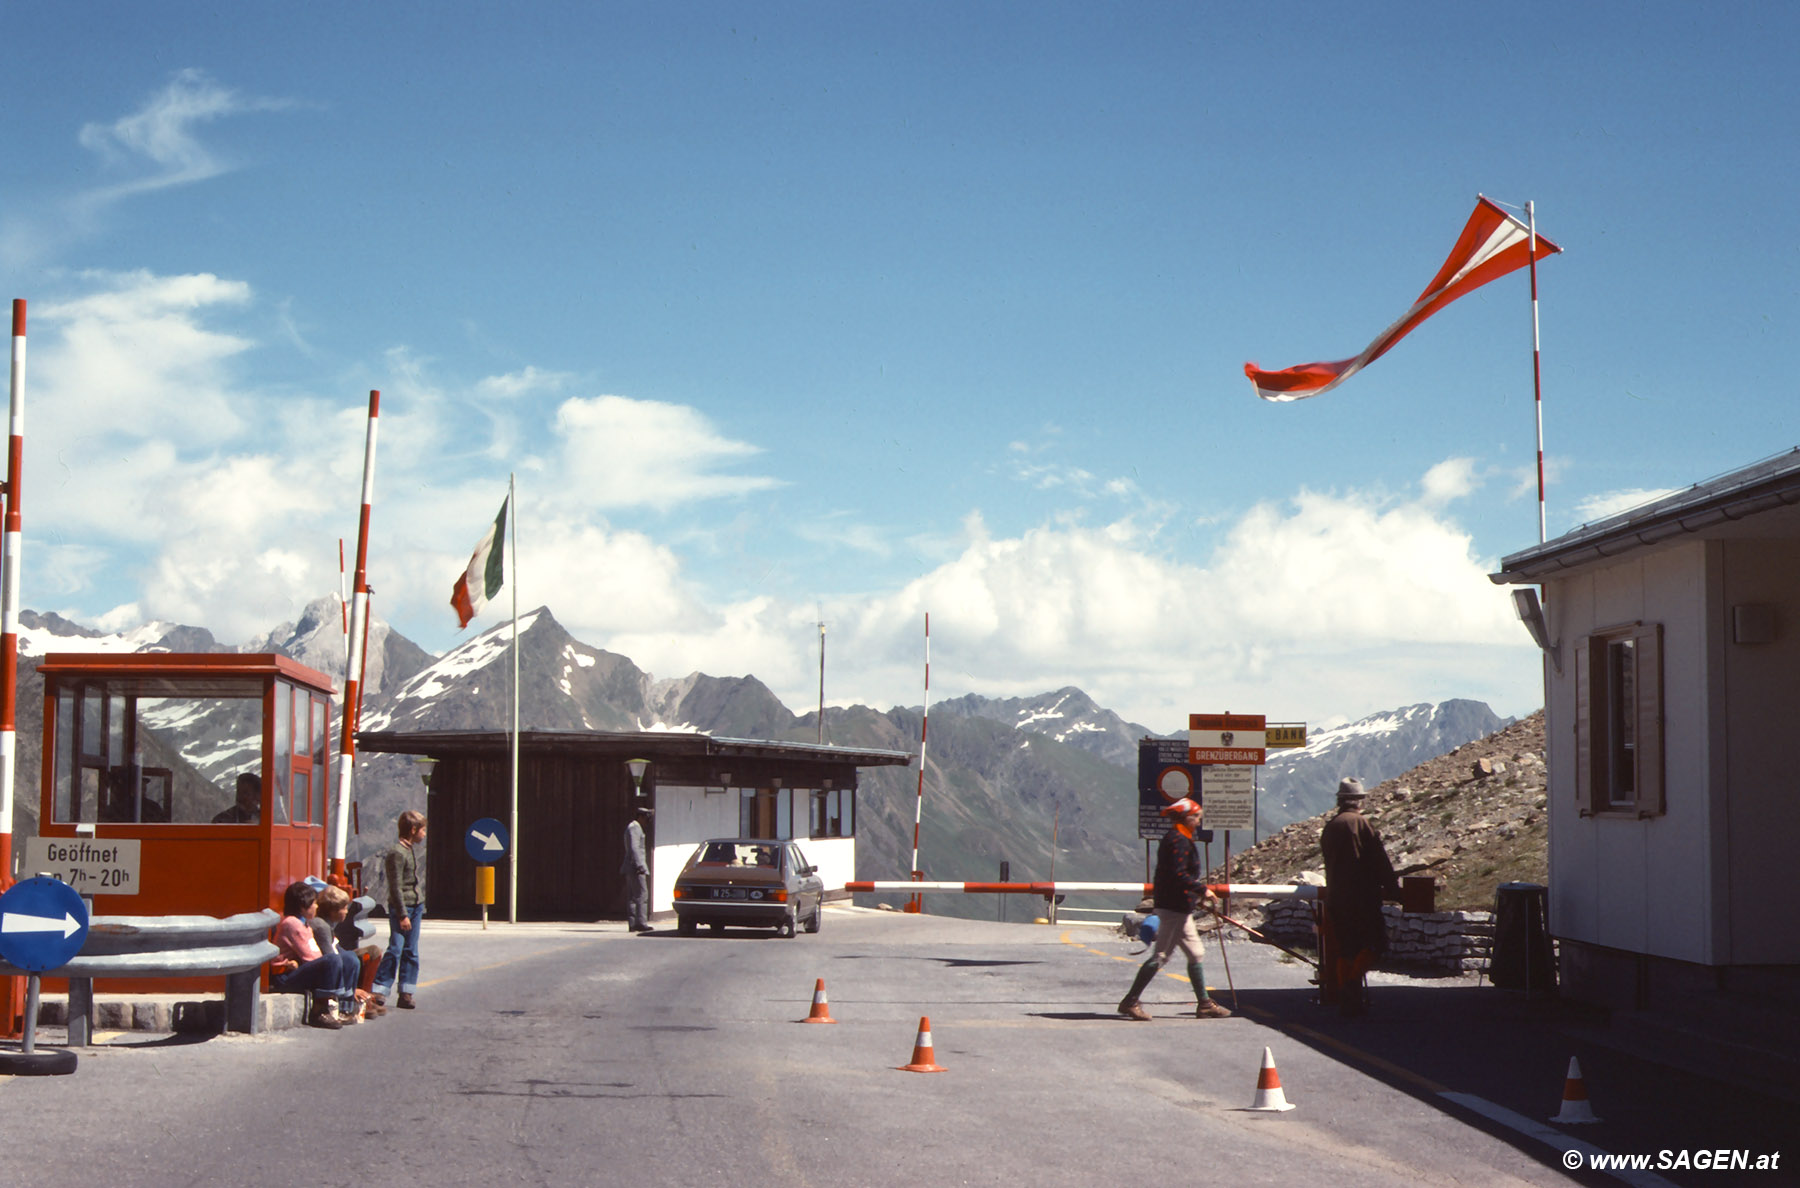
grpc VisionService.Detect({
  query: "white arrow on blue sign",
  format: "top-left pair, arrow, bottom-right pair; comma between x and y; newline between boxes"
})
0,876 -> 90,973
464,817 -> 510,864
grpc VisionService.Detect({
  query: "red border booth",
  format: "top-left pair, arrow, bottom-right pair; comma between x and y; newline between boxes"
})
35,652 -> 336,993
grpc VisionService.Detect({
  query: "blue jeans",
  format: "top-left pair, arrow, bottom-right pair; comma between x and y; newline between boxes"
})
272,952 -> 359,1004
374,904 -> 423,996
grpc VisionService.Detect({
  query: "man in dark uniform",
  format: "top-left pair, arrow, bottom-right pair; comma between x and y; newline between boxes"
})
622,805 -> 653,933
1320,777 -> 1401,1017
1117,797 -> 1231,1021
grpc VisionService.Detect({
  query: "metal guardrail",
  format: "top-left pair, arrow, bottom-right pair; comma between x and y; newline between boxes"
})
0,909 -> 280,1046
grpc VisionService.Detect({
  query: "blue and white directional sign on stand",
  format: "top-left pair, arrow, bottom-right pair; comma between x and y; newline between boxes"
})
465,817 -> 510,863
0,876 -> 90,973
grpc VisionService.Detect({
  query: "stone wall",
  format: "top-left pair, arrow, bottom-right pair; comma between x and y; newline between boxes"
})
1259,896 -> 1494,975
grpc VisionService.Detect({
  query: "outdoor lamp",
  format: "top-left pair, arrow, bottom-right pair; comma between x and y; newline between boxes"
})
1511,588 -> 1561,673
626,758 -> 650,801
413,756 -> 438,791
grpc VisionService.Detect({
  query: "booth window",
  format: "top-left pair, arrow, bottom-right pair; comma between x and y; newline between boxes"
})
51,678 -> 265,825
1574,623 -> 1664,817
809,787 -> 854,839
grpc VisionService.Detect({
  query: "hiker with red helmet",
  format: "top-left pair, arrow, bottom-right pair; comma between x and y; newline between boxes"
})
1117,797 -> 1232,1021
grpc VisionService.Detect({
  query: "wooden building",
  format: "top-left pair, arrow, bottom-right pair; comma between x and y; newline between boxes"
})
354,728 -> 912,921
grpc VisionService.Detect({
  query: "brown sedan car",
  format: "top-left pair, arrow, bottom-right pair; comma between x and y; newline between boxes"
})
672,838 -> 825,938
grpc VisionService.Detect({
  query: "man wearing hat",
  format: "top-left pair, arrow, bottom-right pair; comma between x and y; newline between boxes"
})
1117,797 -> 1231,1021
622,804 -> 654,933
1320,777 -> 1401,1017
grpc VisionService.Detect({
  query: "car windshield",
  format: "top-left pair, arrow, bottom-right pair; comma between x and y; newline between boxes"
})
694,842 -> 781,870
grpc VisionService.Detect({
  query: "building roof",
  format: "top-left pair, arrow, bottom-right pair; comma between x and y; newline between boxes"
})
35,651 -> 338,695
1491,447 -> 1800,584
355,727 -> 914,768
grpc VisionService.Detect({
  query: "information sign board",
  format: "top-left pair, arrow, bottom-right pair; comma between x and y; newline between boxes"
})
1136,739 -> 1202,841
1266,724 -> 1308,749
22,837 -> 141,896
1200,766 -> 1256,831
1188,713 -> 1267,765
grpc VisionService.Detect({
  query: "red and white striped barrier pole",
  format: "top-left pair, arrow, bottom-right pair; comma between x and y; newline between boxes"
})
844,880 -> 1318,900
331,390 -> 379,879
0,300 -> 24,890
1,301 -> 25,1039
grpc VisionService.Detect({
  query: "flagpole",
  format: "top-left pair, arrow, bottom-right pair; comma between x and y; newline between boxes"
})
907,612 -> 929,913
332,390 -> 380,880
508,473 -> 519,925
1529,200 -> 1547,544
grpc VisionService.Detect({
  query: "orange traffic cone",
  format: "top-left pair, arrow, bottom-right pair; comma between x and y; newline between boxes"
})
1244,1046 -> 1296,1112
897,1016 -> 947,1073
798,978 -> 837,1024
1550,1056 -> 1599,1123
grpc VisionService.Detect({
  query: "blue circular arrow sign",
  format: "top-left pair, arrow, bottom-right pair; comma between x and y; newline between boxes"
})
0,876 -> 90,973
464,817 -> 510,864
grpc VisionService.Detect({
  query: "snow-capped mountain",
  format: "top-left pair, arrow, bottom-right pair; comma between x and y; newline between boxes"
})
5,601 -> 1516,917
1258,700 -> 1513,833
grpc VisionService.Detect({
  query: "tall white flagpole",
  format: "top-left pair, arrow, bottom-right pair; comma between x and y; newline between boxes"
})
908,613 -> 929,913
508,473 -> 520,924
1529,200 -> 1547,544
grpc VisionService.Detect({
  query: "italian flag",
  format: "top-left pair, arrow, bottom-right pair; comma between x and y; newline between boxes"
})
450,497 -> 508,628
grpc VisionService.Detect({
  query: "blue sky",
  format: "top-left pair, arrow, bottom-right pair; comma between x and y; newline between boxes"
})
2,3 -> 1794,731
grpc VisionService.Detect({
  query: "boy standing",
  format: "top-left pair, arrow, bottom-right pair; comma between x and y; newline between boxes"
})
372,810 -> 427,1011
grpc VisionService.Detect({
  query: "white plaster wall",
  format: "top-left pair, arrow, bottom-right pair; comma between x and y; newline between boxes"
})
646,787 -> 861,915
1719,538 -> 1800,963
1544,540 -> 1713,964
792,835 -> 855,897
650,785 -> 739,914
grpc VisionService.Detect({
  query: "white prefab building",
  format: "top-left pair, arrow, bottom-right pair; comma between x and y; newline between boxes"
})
1491,449 -> 1800,1008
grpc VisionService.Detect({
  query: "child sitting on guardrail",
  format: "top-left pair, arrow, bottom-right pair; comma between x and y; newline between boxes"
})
313,885 -> 383,1019
270,881 -> 362,1030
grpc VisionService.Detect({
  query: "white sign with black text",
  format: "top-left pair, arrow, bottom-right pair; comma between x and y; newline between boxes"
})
23,837 -> 141,896
1200,766 -> 1256,832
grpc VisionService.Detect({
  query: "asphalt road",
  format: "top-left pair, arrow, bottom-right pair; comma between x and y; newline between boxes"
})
0,907 -> 1790,1187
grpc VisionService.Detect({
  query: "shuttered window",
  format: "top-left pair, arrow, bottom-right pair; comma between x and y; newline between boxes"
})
1574,623 -> 1664,817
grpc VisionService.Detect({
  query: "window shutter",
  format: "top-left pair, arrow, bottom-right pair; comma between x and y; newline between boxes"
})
1574,636 -> 1592,815
1633,623 -> 1664,816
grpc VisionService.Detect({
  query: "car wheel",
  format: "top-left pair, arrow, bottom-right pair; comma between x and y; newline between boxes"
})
709,921 -> 724,934
678,916 -> 695,936
804,904 -> 821,934
778,912 -> 796,938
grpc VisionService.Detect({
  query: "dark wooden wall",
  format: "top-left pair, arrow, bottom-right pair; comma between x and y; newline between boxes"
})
423,754 -> 635,921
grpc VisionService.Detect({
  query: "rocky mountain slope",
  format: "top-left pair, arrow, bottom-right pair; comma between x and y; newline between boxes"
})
1219,711 -> 1548,911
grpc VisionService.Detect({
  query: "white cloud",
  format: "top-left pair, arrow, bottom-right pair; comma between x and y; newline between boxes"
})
18,265 -> 1539,732
76,68 -> 292,206
548,395 -> 783,511
565,470 -> 1540,731
2,71 -> 294,268
1571,486 -> 1682,525
1420,457 -> 1478,505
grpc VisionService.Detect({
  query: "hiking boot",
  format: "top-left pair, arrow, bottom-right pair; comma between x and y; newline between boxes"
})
1195,999 -> 1232,1019
1118,1000 -> 1152,1021
397,992 -> 417,1010
306,999 -> 343,1030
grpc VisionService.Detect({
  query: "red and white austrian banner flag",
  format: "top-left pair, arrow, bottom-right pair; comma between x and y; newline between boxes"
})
450,497 -> 508,628
1244,196 -> 1560,402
